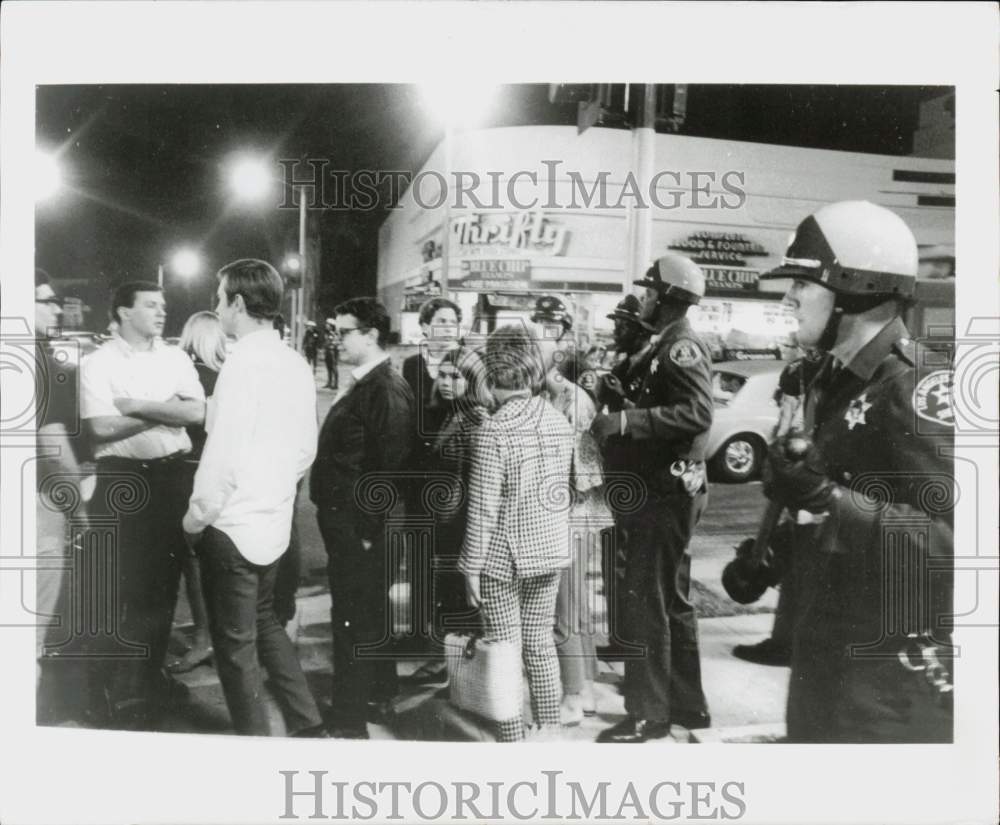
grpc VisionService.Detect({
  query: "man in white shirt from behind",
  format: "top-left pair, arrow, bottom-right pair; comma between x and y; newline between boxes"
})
182,259 -> 324,737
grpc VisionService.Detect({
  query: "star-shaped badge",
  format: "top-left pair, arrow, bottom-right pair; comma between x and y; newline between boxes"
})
844,392 -> 872,431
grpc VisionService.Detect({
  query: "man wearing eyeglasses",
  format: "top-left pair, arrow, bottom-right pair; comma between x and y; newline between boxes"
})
34,269 -> 88,722
311,298 -> 415,738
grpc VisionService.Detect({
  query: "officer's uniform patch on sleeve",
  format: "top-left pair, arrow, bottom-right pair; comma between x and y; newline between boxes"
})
914,370 -> 954,427
669,339 -> 701,367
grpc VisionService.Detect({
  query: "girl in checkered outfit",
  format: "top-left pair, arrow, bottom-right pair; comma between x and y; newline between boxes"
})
459,326 -> 576,742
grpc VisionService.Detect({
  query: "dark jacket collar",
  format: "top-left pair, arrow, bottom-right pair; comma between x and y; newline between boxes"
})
352,357 -> 394,390
842,316 -> 910,382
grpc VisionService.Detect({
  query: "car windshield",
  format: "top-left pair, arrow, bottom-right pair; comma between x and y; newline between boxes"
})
712,371 -> 747,405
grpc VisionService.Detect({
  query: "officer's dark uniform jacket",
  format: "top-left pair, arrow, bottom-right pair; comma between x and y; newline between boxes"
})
787,315 -> 954,742
604,317 -> 714,493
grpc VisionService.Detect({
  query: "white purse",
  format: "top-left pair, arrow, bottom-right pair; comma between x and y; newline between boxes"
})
444,632 -> 523,722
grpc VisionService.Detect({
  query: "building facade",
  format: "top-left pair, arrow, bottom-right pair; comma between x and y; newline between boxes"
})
377,126 -> 954,356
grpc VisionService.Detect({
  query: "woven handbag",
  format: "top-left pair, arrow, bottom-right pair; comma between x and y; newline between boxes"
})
444,632 -> 523,722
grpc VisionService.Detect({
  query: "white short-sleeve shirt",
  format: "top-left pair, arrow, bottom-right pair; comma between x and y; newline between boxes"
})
81,335 -> 205,460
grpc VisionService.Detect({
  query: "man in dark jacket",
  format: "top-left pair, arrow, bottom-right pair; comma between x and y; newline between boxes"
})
312,298 -> 415,739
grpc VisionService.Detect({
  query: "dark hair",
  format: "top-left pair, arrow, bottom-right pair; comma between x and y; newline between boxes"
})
217,259 -> 284,320
111,281 -> 162,324
439,346 -> 494,409
334,297 -> 391,348
484,324 -> 543,392
418,297 -> 462,327
272,313 -> 286,336
553,349 -> 585,385
35,268 -> 51,288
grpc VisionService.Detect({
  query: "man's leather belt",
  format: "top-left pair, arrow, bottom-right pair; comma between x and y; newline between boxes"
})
96,451 -> 188,470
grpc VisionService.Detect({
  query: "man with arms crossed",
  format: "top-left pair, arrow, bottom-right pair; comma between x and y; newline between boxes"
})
81,281 -> 205,729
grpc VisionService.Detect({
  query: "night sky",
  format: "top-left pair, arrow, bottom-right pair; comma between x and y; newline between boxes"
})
35,83 -> 946,334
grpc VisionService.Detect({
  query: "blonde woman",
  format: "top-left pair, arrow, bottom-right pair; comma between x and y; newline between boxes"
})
168,311 -> 228,672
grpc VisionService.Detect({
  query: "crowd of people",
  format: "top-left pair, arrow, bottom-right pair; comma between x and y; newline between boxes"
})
33,198 -> 954,744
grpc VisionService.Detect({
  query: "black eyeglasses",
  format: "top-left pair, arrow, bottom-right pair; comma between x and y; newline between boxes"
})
332,325 -> 369,338
35,298 -> 64,308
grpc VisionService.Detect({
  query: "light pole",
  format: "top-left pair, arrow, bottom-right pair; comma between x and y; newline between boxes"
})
158,247 -> 202,288
419,83 -> 500,309
227,155 -> 307,350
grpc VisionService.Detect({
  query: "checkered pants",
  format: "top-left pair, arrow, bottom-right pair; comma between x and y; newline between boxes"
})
481,572 -> 562,742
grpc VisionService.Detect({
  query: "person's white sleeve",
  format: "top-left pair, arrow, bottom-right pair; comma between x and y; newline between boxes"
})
296,368 -> 318,479
174,351 -> 206,401
79,354 -> 118,419
182,358 -> 253,533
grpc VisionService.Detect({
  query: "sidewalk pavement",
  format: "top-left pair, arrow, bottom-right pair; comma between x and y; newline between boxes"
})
163,559 -> 789,743
151,369 -> 789,741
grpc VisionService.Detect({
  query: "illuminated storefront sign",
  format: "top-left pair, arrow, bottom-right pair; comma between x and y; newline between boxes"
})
669,231 -> 769,266
670,231 -> 770,294
451,211 -> 569,256
703,267 -> 760,292
453,259 -> 532,292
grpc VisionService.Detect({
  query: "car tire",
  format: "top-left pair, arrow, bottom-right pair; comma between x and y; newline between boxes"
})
710,434 -> 765,483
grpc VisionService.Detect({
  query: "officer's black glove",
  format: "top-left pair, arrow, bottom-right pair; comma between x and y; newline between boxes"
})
589,412 -> 621,449
762,435 -> 837,513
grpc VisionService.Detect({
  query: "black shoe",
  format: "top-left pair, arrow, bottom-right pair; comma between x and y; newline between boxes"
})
732,638 -> 791,667
403,660 -> 449,685
596,717 -> 671,743
328,723 -> 369,740
670,710 -> 712,730
291,723 -> 331,739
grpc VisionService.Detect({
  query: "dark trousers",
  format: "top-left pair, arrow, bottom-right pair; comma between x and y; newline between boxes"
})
274,480 -> 304,625
87,457 -> 191,721
620,489 -> 709,722
324,353 -> 338,388
197,526 -> 321,736
317,507 -> 398,728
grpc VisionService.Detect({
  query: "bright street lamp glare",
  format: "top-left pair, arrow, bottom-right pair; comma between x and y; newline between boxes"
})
284,255 -> 301,272
35,151 -> 63,203
229,157 -> 272,202
420,82 -> 500,129
171,249 -> 202,278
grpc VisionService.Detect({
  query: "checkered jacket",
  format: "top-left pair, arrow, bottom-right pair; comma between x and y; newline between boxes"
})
459,394 -> 575,582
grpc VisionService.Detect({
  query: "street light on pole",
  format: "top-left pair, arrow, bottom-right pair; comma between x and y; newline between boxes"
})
158,247 -> 203,287
419,82 -> 500,315
35,150 -> 64,204
226,154 -> 307,351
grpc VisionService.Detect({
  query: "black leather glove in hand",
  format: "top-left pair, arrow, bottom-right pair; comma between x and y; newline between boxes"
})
763,436 -> 837,513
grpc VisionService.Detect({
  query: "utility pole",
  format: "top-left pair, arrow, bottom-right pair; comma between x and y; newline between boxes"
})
624,84 -> 657,293
296,193 -> 307,350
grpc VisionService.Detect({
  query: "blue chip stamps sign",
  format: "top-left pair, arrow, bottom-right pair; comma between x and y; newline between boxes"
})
456,259 -> 532,292
669,231 -> 769,293
703,267 -> 760,292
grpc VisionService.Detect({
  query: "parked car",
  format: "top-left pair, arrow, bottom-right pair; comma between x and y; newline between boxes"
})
47,331 -> 105,367
705,359 -> 784,483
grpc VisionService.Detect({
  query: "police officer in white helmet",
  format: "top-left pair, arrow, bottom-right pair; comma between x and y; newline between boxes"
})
591,252 -> 714,742
760,200 -> 954,742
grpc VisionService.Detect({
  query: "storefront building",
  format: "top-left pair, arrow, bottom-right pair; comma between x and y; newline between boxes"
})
377,126 -> 954,357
